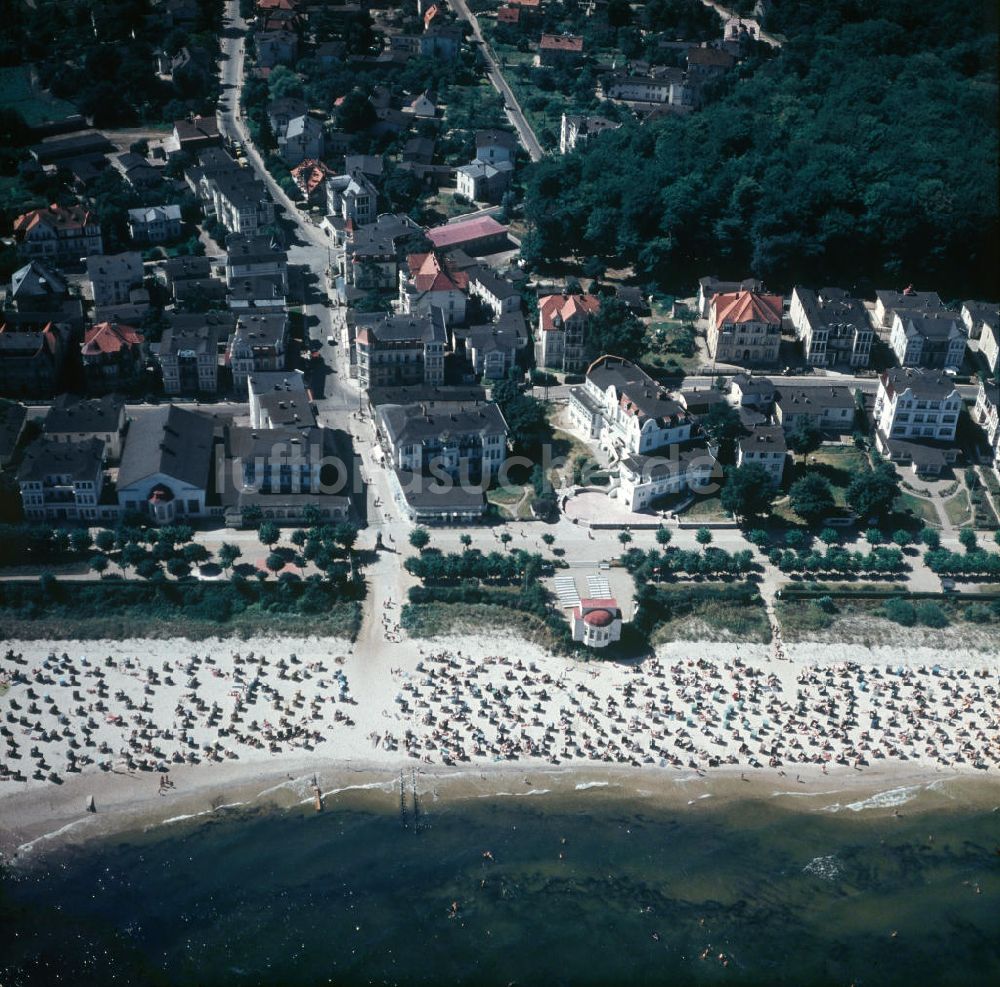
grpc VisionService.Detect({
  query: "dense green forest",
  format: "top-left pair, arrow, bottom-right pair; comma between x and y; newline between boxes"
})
522,0 -> 999,299
0,0 -> 224,126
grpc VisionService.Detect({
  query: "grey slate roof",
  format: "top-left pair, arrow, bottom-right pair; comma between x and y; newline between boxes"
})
249,372 -> 316,428
619,445 -> 715,479
11,261 -> 67,300
160,312 -> 235,354
17,437 -> 104,482
901,312 -> 962,339
776,386 -> 855,414
469,265 -> 521,301
587,357 -> 686,425
232,312 -> 288,348
393,468 -> 487,511
117,406 -> 216,490
366,384 -> 488,409
162,255 -> 212,283
225,233 -> 287,265
739,426 -> 786,455
365,313 -> 438,344
44,393 -> 124,435
0,402 -> 28,460
882,367 -> 959,401
475,129 -> 516,150
730,372 -> 775,397
793,286 -> 868,330
378,401 -> 507,447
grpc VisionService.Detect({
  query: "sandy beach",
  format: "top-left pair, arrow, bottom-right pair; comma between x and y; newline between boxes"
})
2,630 -> 999,863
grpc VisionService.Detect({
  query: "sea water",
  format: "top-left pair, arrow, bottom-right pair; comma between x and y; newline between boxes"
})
2,784 -> 998,986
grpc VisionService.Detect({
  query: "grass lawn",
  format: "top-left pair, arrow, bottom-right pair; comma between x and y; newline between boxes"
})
788,445 -> 870,506
943,490 -> 973,527
671,490 -> 731,521
896,492 -> 940,527
423,188 -> 483,220
0,66 -> 77,127
487,484 -> 531,520
548,425 -> 595,486
488,484 -> 525,506
643,319 -> 701,375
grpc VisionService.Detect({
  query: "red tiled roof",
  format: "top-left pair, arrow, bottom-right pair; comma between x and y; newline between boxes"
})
497,6 -> 520,23
538,293 -> 600,330
426,216 -> 507,249
510,0 -> 541,7
14,203 -> 95,235
407,252 -> 469,293
713,290 -> 783,326
574,597 -> 620,626
257,0 -> 298,11
423,3 -> 439,28
82,321 -> 143,356
539,34 -> 583,52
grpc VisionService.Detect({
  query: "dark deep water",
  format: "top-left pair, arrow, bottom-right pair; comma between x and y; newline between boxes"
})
2,788 -> 999,987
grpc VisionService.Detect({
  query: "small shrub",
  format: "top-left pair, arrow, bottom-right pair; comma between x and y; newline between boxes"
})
963,603 -> 993,624
915,601 -> 948,628
882,597 -> 916,626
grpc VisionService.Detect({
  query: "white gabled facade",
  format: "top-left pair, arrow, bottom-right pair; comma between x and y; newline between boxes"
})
973,382 -> 999,478
616,449 -> 716,512
873,368 -> 961,443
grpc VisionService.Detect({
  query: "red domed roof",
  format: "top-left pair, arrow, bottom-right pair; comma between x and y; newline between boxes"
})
583,608 -> 615,627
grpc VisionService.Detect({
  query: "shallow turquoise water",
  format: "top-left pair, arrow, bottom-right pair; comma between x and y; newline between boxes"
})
2,789 -> 999,986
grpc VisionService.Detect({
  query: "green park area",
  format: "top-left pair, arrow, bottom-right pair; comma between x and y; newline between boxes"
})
0,66 -> 77,127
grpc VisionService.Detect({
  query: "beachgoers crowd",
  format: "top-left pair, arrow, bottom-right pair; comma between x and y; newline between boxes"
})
1,644 -> 998,787
0,648 -> 356,786
372,649 -> 1000,774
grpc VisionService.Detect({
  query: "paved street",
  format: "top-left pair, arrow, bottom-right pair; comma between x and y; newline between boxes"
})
215,0 -> 379,521
449,0 -> 545,161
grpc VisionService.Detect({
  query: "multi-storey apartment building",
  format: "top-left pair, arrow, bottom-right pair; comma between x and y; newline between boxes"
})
377,400 -> 508,482
736,426 -> 786,487
707,289 -> 783,366
873,367 -> 963,475
86,252 -> 144,308
157,313 -> 235,395
43,393 -> 126,461
18,437 -> 105,521
13,204 -> 103,262
874,367 -> 961,443
354,311 -> 446,389
398,251 -> 468,325
228,313 -> 289,393
974,381 -> 999,479
788,286 -> 873,368
568,355 -> 693,457
326,170 -> 378,226
889,311 -> 966,371
535,292 -> 600,372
